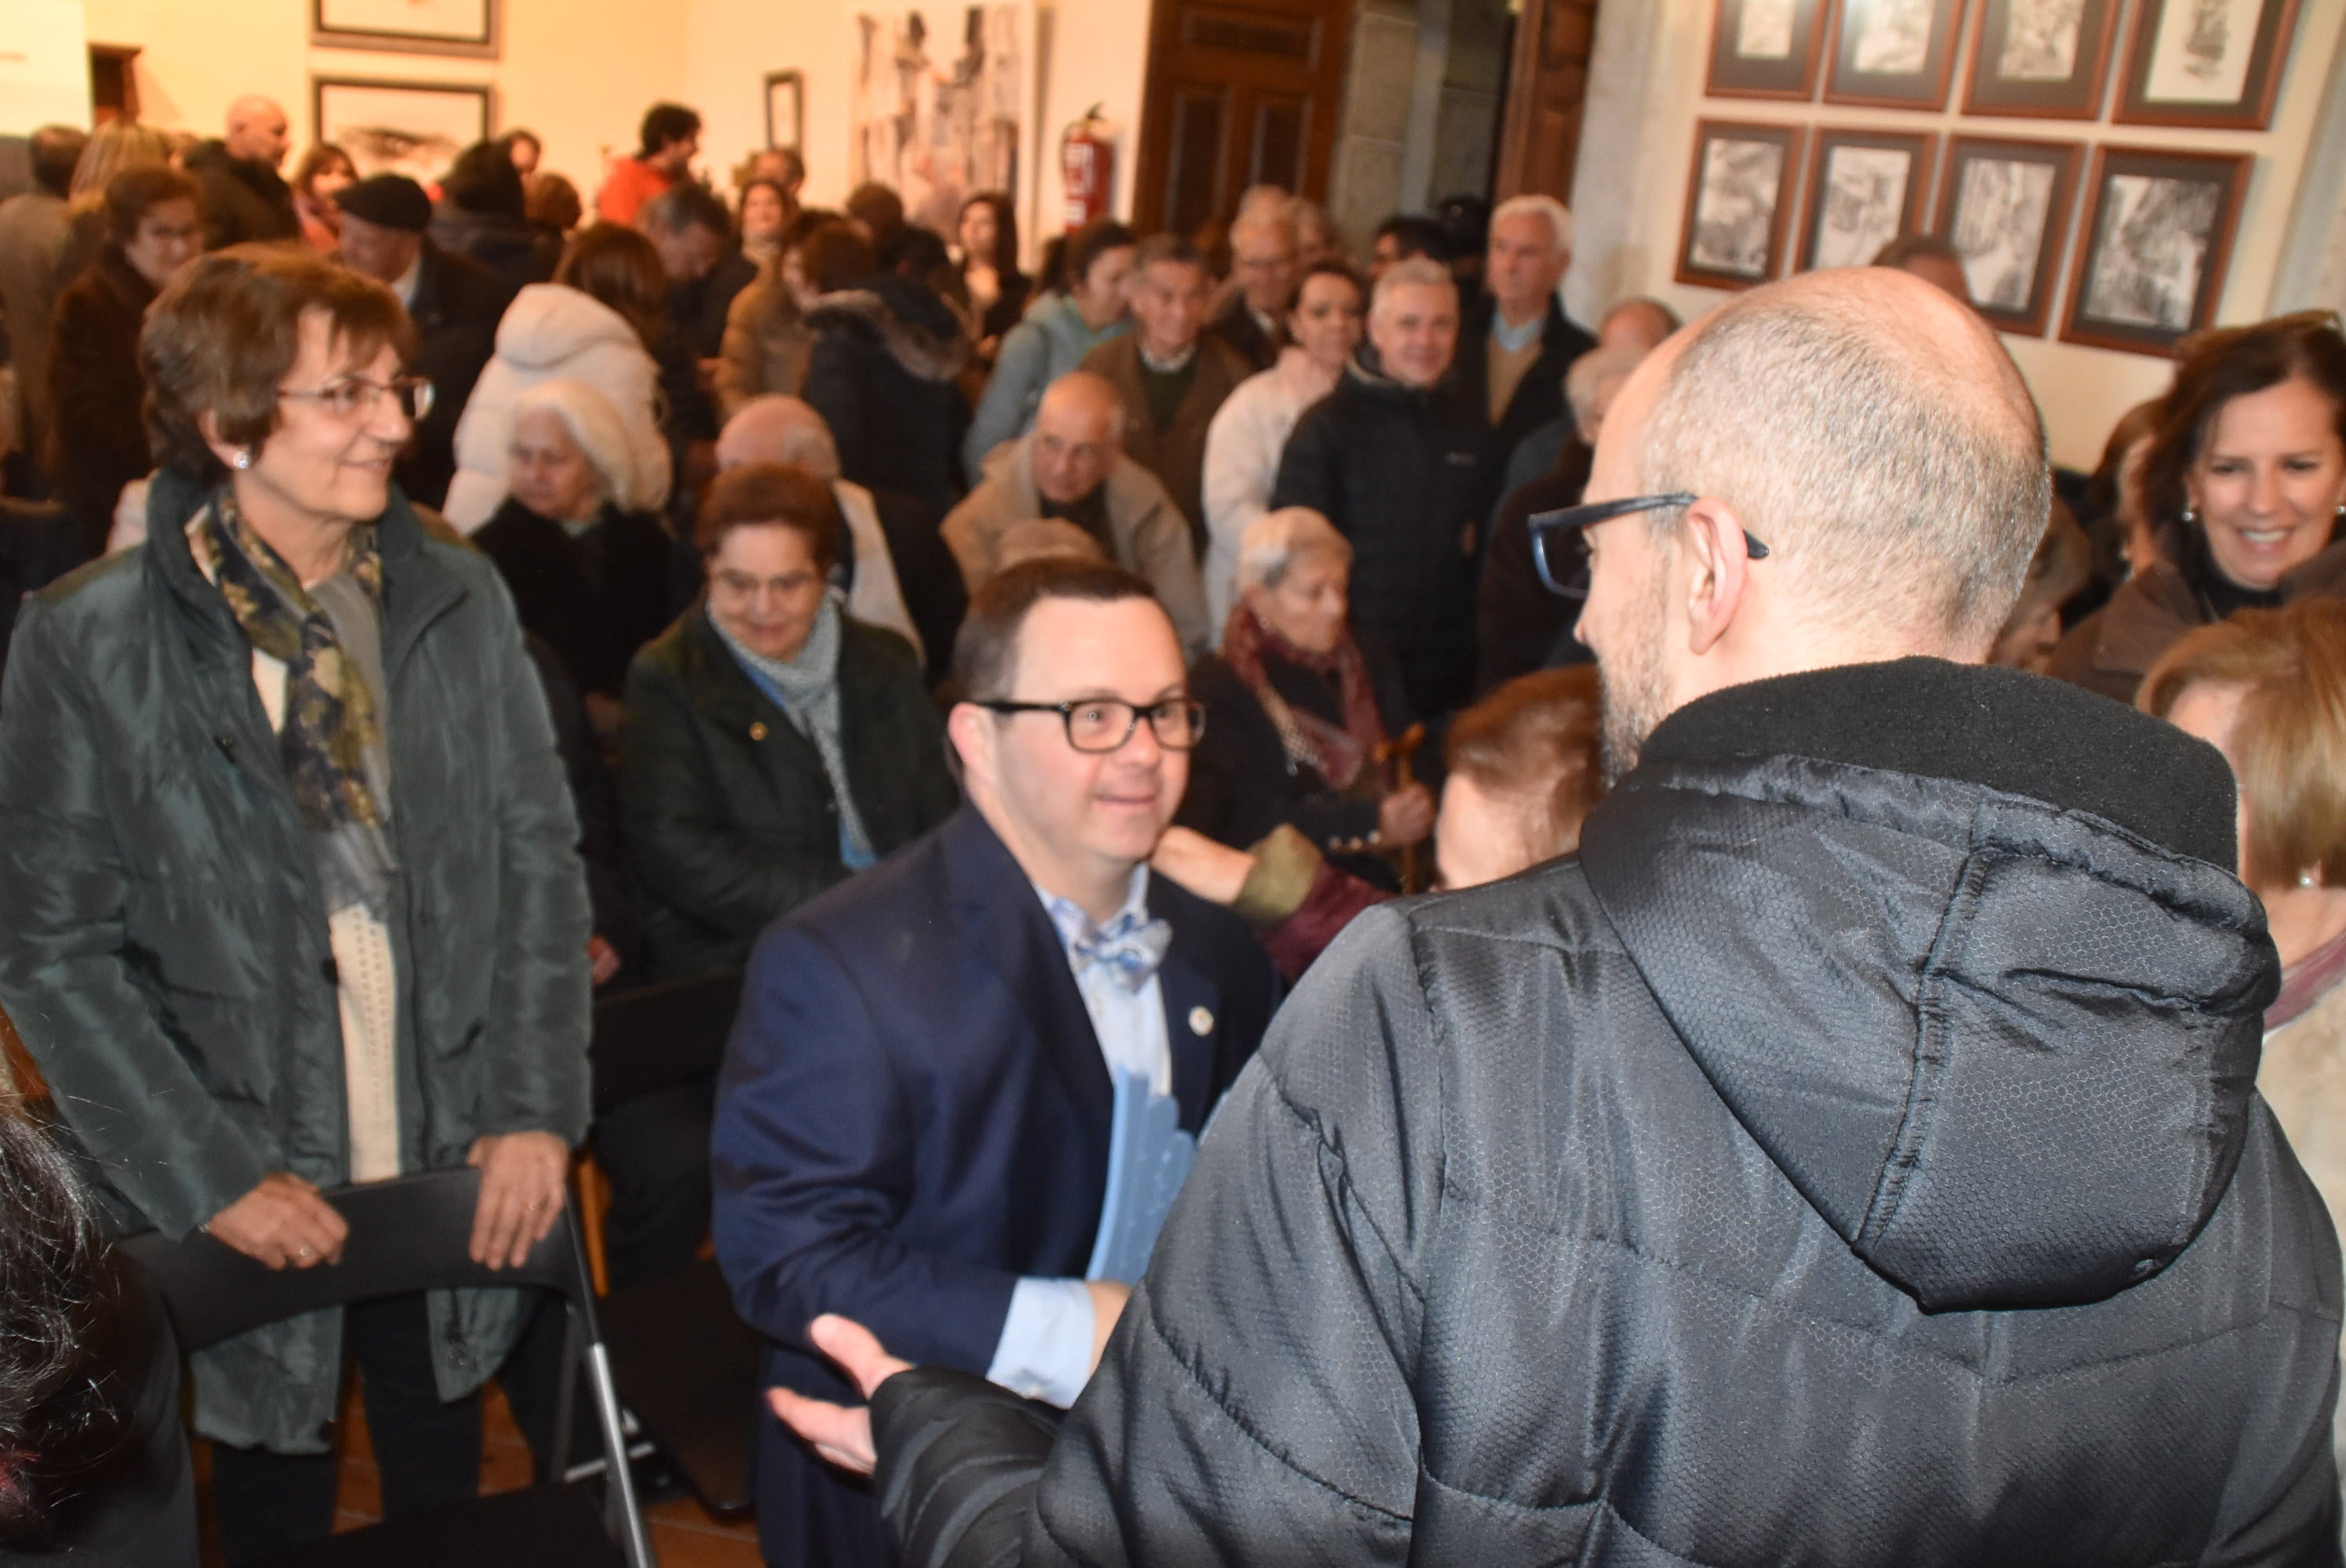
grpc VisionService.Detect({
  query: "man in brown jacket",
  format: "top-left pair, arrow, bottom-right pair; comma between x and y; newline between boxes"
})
941,372 -> 1211,655
1079,235 -> 1254,561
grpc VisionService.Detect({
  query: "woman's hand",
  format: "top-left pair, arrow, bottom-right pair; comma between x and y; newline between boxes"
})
587,935 -> 623,987
205,1172 -> 349,1269
466,1131 -> 569,1269
1378,782 -> 1436,848
1149,826 -> 1257,907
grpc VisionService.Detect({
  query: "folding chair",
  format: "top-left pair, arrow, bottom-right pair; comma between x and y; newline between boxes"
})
583,971 -> 762,1521
118,1167 -> 655,1567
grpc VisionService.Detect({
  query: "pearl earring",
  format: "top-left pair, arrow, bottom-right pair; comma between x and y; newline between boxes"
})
2304,871 -> 2321,890
232,448 -> 252,471
2181,505 -> 2198,524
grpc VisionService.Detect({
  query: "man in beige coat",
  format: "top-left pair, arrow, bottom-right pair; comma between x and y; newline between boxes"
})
942,372 -> 1211,655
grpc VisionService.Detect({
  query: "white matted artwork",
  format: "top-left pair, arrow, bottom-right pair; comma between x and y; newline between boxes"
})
1853,0 -> 1937,71
1799,131 -> 1934,272
314,78 -> 493,186
2141,0 -> 2263,103
1738,0 -> 1798,56
1999,0 -> 2085,78
1677,122 -> 1803,289
851,3 -> 1034,238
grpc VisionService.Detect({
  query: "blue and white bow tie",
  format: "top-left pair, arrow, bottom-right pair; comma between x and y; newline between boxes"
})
1064,909 -> 1173,993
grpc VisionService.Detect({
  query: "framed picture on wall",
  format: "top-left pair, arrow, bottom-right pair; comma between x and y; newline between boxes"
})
1824,0 -> 1969,110
314,78 -> 495,185
313,0 -> 496,58
765,71 -> 804,151
2114,0 -> 2301,129
1934,135 -> 2081,336
1704,0 -> 1828,99
2061,146 -> 2250,354
1798,129 -> 1936,271
1961,0 -> 2122,118
1676,119 -> 1804,290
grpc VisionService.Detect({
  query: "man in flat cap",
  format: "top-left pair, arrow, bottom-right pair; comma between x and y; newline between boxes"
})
337,173 -> 514,510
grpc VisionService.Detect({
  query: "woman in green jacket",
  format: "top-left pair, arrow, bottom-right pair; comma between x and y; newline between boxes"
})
605,461 -> 953,1287
0,246 -> 591,1564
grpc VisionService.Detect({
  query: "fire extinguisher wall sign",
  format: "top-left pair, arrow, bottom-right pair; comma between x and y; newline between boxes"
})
1060,104 -> 1114,230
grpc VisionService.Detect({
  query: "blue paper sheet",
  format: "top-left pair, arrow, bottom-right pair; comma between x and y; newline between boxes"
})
1084,1066 -> 1197,1283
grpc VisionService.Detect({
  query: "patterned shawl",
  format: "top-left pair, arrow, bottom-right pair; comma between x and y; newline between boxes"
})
1220,600 -> 1385,791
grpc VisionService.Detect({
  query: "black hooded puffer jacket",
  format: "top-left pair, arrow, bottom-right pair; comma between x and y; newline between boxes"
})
869,658 -> 2344,1567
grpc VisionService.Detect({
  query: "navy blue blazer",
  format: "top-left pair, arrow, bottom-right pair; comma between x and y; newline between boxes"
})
710,803 -> 1280,1405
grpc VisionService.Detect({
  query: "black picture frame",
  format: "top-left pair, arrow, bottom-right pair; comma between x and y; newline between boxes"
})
1677,119 -> 1805,290
765,70 -> 804,152
1825,0 -> 1970,110
2114,0 -> 2302,130
2061,145 -> 2252,354
312,0 -> 497,59
1799,128 -> 1937,271
1961,0 -> 2122,118
1934,135 -> 2082,336
312,77 -> 496,185
1705,0 -> 1829,99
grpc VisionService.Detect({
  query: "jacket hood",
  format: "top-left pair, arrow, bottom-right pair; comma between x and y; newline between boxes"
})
1577,659 -> 2275,1314
806,277 -> 969,383
491,282 -> 642,370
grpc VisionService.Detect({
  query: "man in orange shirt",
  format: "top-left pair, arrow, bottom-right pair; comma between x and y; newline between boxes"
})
596,102 -> 701,227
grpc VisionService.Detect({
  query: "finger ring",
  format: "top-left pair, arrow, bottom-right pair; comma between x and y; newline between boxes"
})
296,1246 -> 312,1258
527,1200 -> 545,1213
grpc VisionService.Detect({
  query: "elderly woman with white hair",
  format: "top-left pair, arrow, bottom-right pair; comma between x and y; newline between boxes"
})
474,378 -> 682,734
1474,340 -> 1651,695
1178,506 -> 1431,887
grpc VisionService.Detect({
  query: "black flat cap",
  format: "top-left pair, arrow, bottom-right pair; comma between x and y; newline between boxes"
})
337,174 -> 432,232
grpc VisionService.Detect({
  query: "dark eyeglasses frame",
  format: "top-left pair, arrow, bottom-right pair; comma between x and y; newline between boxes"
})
1527,492 -> 1770,598
973,697 -> 1208,753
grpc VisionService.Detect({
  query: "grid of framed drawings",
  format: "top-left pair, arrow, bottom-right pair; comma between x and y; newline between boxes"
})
1683,0 -> 2300,354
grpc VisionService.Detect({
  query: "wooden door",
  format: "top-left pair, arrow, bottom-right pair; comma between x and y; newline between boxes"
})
1131,0 -> 1354,239
1494,0 -> 1599,203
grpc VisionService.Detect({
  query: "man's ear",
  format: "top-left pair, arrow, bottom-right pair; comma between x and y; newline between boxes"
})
944,702 -> 995,793
1678,498 -> 1760,659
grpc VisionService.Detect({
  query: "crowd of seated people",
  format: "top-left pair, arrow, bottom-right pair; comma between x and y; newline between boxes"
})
0,84 -> 2343,1568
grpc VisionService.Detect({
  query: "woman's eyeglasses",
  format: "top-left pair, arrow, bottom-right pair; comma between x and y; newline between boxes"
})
278,375 -> 436,423
1526,492 -> 1770,597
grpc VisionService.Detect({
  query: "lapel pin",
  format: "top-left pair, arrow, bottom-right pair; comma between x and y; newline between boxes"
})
1189,1006 -> 1213,1036
749,721 -> 768,742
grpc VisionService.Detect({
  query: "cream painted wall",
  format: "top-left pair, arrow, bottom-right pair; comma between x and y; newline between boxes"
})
1569,0 -> 2346,470
78,0 -> 685,215
681,0 -> 1151,265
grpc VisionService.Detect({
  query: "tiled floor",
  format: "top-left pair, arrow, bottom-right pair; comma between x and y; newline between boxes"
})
198,1382 -> 764,1566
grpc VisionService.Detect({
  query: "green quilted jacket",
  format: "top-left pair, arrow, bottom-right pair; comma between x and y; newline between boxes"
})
0,469 -> 591,1452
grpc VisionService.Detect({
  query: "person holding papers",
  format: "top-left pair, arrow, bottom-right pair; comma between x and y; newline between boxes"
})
710,556 -> 1280,1568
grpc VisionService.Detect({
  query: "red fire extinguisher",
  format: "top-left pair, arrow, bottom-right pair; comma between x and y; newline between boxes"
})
1060,104 -> 1114,230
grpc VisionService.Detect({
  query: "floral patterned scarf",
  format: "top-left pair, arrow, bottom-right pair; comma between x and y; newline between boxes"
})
192,492 -> 397,916
1220,600 -> 1386,791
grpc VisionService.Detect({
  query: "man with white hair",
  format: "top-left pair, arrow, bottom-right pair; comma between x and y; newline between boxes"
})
772,264 -> 2343,1568
183,95 -> 299,249
716,396 -> 932,665
1211,205 -> 1298,371
942,371 -> 1211,655
1269,257 -> 1496,716
1454,194 -> 1596,475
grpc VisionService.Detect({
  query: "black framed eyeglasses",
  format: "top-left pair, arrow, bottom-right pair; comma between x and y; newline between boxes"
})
1527,492 -> 1770,598
974,697 -> 1208,753
278,374 -> 435,423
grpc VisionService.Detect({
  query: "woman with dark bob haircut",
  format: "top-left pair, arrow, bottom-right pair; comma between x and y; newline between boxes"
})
0,245 -> 592,1565
2052,310 -> 2346,701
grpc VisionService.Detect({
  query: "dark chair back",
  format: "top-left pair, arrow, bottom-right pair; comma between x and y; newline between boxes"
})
119,1167 -> 653,1566
590,971 -> 743,1112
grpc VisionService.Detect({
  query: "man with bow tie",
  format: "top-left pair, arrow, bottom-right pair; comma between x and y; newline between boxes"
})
710,556 -> 1280,1568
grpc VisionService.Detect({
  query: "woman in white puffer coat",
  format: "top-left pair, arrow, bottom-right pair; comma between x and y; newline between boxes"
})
444,223 -> 673,532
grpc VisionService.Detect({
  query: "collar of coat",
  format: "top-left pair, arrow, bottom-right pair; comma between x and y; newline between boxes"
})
144,466 -> 467,677
1638,655 -> 2237,870
804,282 -> 970,383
